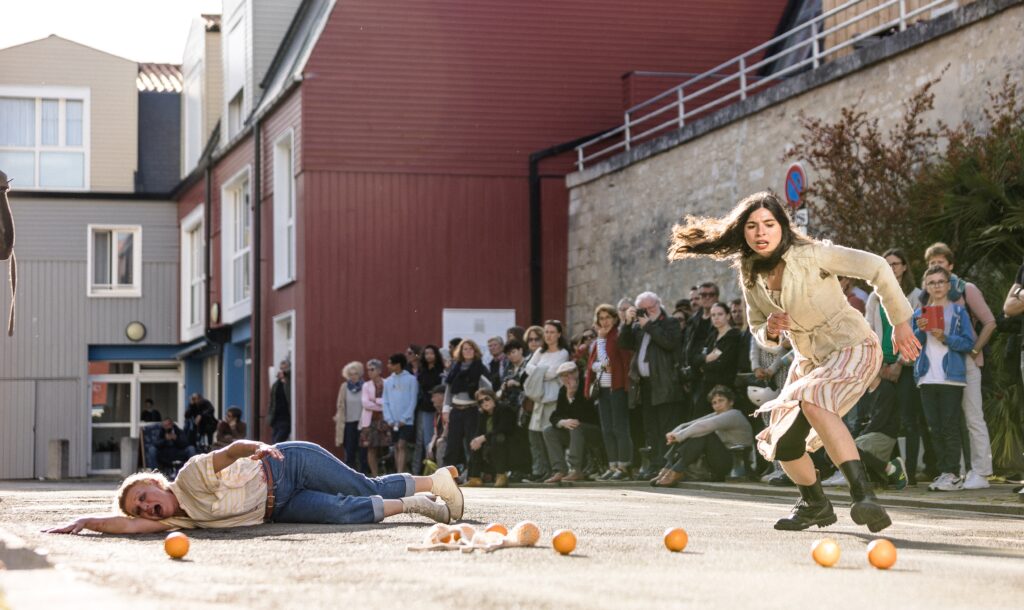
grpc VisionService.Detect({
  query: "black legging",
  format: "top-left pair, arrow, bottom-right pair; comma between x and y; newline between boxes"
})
666,433 -> 732,481
444,407 -> 479,470
775,407 -> 813,462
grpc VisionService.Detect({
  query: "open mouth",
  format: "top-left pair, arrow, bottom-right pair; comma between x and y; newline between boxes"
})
755,241 -> 770,250
153,503 -> 163,518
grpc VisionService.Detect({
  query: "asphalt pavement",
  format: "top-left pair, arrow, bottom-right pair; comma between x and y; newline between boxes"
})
1,479 -> 1022,609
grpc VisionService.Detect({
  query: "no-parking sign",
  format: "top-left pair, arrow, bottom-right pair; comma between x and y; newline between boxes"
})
784,162 -> 806,209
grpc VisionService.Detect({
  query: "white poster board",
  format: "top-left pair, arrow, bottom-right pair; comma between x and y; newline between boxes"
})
441,308 -> 516,365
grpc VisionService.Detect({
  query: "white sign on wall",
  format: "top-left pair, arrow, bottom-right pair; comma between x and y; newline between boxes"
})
441,308 -> 516,365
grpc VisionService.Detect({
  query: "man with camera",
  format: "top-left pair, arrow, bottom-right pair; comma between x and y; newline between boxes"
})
618,291 -> 685,480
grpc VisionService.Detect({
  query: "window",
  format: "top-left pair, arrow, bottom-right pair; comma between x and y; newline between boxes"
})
221,169 -> 252,323
88,225 -> 142,297
180,206 -> 205,340
224,15 -> 246,138
182,60 -> 203,173
273,131 -> 296,287
0,87 -> 89,189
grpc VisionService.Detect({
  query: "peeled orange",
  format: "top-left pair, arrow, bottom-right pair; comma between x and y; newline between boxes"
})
484,523 -> 508,537
511,520 -> 541,546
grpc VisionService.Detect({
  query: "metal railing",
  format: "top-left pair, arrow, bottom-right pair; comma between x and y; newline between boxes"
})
575,0 -> 956,171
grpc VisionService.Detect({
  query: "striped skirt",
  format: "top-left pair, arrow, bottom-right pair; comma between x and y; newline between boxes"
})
753,336 -> 882,461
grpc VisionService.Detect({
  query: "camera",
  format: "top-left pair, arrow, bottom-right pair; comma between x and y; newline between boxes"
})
638,309 -> 648,319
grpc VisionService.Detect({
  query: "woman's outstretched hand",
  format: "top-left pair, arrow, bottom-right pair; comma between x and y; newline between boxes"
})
893,321 -> 922,361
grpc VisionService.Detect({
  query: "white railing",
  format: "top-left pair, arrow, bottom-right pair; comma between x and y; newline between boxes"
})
575,0 -> 956,171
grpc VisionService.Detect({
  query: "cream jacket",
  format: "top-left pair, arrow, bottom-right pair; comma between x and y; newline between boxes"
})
741,241 -> 913,366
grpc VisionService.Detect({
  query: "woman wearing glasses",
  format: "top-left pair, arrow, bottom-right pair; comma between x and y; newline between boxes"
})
667,192 -> 919,533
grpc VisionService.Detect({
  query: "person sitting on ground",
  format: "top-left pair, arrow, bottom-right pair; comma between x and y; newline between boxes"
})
465,389 -> 517,488
653,386 -> 754,487
44,440 -> 465,534
542,361 -> 603,483
213,407 -> 247,450
147,418 -> 198,474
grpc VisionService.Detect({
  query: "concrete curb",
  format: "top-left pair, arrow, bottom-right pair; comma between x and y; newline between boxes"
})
506,480 -> 1024,517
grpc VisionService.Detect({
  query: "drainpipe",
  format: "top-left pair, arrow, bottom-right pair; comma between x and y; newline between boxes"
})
251,118 -> 263,440
527,129 -> 611,324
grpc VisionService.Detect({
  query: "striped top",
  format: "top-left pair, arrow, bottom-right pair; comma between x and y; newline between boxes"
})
160,453 -> 268,529
592,338 -> 613,387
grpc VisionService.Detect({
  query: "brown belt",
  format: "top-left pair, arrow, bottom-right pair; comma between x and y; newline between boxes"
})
261,458 -> 275,522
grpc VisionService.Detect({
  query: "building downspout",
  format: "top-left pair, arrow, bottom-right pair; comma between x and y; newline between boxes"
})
251,118 -> 263,440
527,129 -> 611,324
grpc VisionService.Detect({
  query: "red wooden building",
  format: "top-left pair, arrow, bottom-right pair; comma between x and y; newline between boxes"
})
174,0 -> 791,450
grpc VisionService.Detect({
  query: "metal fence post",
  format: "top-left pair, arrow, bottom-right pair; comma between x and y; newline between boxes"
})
623,112 -> 631,151
739,57 -> 748,100
898,0 -> 907,31
577,147 -> 584,171
811,20 -> 821,69
677,88 -> 685,128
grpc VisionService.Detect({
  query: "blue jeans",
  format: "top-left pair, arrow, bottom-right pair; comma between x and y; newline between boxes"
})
268,441 -> 414,524
412,411 -> 436,475
597,387 -> 632,465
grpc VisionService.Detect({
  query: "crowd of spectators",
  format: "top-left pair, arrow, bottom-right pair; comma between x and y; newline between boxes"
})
325,242 -> 1022,500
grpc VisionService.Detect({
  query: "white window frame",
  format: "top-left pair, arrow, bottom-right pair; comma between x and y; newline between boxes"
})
180,205 -> 205,341
0,85 -> 91,190
221,166 -> 252,324
272,310 -> 296,441
223,10 -> 247,139
87,224 -> 142,298
273,129 -> 296,289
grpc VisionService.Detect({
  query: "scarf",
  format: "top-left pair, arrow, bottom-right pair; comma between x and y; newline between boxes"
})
346,380 -> 364,394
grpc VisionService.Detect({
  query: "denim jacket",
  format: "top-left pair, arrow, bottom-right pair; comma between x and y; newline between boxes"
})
912,303 -> 975,385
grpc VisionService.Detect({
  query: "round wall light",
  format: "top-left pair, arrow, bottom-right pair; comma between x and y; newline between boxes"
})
126,321 -> 147,342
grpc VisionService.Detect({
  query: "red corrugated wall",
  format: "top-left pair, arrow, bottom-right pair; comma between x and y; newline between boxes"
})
288,0 -> 789,448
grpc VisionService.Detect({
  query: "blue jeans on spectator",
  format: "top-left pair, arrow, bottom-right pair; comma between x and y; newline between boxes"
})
268,441 -> 414,524
919,384 -> 964,476
341,421 -> 361,471
597,387 -> 632,466
412,411 -> 436,475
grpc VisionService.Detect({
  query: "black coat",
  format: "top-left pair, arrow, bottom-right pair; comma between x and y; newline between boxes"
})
693,327 -> 742,389
618,309 -> 684,406
549,373 -> 601,427
476,402 -> 517,444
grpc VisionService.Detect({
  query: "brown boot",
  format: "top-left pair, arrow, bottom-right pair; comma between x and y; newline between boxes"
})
463,477 -> 483,487
654,470 -> 685,487
494,474 -> 509,488
562,470 -> 587,482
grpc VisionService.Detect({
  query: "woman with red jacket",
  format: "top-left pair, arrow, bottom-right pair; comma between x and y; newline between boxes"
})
586,304 -> 633,480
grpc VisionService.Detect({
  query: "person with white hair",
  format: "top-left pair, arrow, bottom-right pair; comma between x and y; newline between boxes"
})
618,290 -> 685,480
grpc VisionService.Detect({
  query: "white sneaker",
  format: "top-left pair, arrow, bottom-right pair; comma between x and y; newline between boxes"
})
821,470 -> 847,487
961,470 -> 990,490
400,495 -> 451,524
430,466 -> 464,520
929,472 -> 963,492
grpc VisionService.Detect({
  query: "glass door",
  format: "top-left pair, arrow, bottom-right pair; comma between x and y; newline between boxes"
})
89,377 -> 132,472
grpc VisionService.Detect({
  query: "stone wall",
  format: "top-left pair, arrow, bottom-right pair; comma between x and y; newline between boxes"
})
564,0 -> 1024,332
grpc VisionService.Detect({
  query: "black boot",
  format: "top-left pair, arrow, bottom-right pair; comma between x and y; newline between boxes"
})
840,460 -> 892,533
774,471 -> 837,531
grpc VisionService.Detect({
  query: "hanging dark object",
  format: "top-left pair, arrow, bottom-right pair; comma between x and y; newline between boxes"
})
0,170 -> 16,336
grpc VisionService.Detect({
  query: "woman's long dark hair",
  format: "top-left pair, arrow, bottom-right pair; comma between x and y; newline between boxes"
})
421,344 -> 443,370
881,248 -> 916,297
667,191 -> 811,284
543,320 -> 572,353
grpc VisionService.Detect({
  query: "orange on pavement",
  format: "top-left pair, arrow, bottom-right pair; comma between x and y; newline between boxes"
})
485,523 -> 508,536
867,539 -> 897,570
663,527 -> 688,552
164,532 -> 189,559
551,529 -> 577,555
511,521 -> 541,546
811,538 -> 840,567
